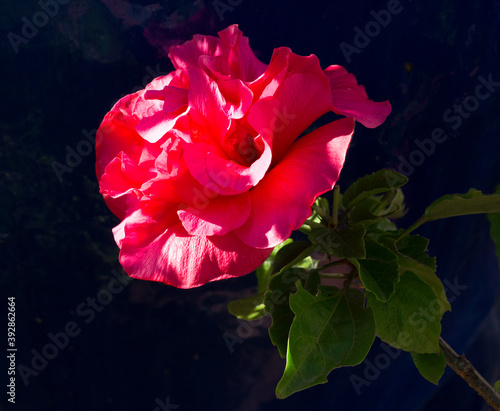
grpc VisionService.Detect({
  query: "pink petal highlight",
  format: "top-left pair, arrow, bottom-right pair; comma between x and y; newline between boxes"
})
212,25 -> 267,81
178,191 -> 251,236
325,65 -> 391,128
135,107 -> 188,144
96,79 -> 179,181
248,47 -> 290,100
217,79 -> 254,119
99,152 -> 148,198
119,221 -> 272,289
144,85 -> 189,113
96,97 -> 162,219
235,117 -> 355,248
169,34 -> 223,70
187,68 -> 231,138
112,200 -> 178,249
248,69 -> 332,165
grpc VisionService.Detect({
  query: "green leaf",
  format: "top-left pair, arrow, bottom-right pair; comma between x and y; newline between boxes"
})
272,241 -> 314,274
364,219 -> 402,245
396,235 -> 436,271
348,197 -> 380,223
403,189 -> 500,236
255,264 -> 272,294
312,196 -> 331,223
425,189 -> 500,217
487,184 -> 500,269
342,169 -> 408,210
228,239 -> 295,320
494,380 -> 500,393
382,188 -> 408,219
309,224 -> 366,258
294,256 -> 315,270
355,237 -> 399,302
256,239 -> 293,291
266,269 -> 319,358
410,351 -> 446,384
276,284 -> 375,398
367,271 -> 444,353
348,188 -> 407,225
397,256 -> 450,313
227,292 -> 267,321
395,236 -> 450,313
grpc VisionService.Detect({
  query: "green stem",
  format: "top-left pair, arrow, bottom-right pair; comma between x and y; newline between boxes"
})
299,225 -> 312,234
371,190 -> 393,215
439,337 -> 500,410
301,220 -> 323,229
270,245 -> 316,278
395,219 -> 424,241
312,203 -> 331,223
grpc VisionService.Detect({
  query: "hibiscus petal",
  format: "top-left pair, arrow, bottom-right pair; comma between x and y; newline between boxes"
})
143,85 -> 189,114
217,78 -> 254,119
96,103 -> 161,219
178,191 -> 251,236
96,88 -> 166,180
169,34 -> 223,70
100,189 -> 141,222
135,106 -> 188,144
100,152 -> 148,198
248,68 -> 332,165
248,47 -> 290,99
324,65 -> 392,128
118,220 -> 272,288
144,71 -> 180,91
235,117 -> 354,248
182,135 -> 272,195
187,68 -> 231,138
113,200 -> 179,249
154,137 -> 183,178
212,24 -> 267,82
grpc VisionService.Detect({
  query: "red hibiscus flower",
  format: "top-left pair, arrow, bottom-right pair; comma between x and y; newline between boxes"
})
96,24 -> 391,288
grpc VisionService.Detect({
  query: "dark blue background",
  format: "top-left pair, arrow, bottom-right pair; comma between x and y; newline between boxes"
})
2,0 -> 500,410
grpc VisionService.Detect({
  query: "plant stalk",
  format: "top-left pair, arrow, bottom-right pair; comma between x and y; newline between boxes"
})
439,337 -> 500,410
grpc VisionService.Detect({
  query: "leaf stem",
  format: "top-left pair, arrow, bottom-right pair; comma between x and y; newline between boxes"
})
371,190 -> 394,215
395,219 -> 426,242
439,337 -> 500,410
312,203 -> 331,223
301,220 -> 324,229
298,225 -> 312,234
270,245 -> 316,279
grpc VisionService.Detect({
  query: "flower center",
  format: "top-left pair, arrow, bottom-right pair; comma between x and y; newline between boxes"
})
221,124 -> 261,167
